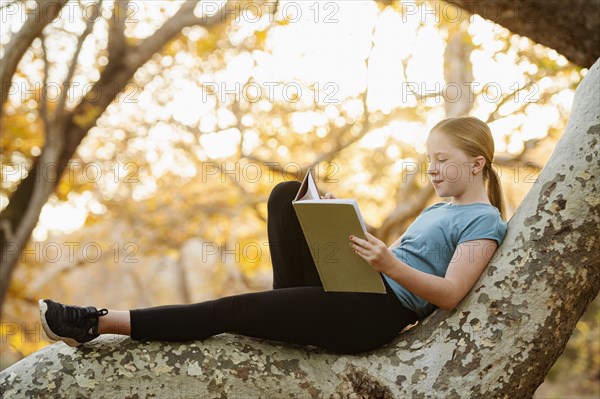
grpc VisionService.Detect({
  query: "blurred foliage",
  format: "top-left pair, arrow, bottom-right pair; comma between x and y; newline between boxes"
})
0,2 -> 596,395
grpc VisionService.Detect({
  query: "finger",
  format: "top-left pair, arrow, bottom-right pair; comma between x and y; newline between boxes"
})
366,232 -> 384,245
351,244 -> 366,256
365,232 -> 379,242
353,246 -> 372,263
350,235 -> 373,249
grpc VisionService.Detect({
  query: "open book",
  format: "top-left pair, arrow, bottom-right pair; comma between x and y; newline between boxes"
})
291,168 -> 387,294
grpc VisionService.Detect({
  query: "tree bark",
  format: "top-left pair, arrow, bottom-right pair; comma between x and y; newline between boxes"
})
1,56 -> 598,399
443,0 -> 600,68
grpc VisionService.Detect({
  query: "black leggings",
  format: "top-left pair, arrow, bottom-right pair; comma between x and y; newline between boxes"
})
129,180 -> 419,354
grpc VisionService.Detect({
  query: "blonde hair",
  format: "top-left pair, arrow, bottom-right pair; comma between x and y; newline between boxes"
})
430,116 -> 505,220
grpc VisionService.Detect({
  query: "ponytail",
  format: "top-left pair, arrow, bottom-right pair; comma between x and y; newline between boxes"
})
485,164 -> 505,220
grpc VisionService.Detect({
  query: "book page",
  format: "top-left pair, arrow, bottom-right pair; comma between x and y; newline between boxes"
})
306,169 -> 320,200
294,168 -> 321,201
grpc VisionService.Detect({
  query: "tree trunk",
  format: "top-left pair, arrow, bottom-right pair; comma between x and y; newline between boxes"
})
1,57 -> 598,399
443,0 -> 600,68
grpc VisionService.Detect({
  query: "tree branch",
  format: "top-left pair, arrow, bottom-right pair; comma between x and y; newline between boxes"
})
444,0 -> 600,67
0,0 -> 69,107
56,0 -> 103,122
107,0 -> 129,64
39,34 -> 50,132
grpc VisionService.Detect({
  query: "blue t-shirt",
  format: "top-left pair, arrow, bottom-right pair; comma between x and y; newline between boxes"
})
382,202 -> 508,319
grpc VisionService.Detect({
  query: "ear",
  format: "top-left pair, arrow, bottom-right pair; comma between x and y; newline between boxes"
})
472,155 -> 486,175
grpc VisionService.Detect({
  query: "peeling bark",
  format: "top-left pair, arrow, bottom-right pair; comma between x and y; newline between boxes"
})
1,58 -> 598,398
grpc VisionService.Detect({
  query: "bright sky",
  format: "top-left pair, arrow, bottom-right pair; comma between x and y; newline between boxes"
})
0,0 -> 574,240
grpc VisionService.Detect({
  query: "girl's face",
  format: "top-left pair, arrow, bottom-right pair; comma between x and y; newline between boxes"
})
426,130 -> 479,199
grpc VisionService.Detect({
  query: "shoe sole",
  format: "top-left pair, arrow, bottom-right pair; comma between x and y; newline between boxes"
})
39,299 -> 83,348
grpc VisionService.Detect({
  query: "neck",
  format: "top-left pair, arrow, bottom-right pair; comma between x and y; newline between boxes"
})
451,183 -> 490,205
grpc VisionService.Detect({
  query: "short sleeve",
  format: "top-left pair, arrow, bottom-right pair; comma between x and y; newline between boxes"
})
457,211 -> 507,246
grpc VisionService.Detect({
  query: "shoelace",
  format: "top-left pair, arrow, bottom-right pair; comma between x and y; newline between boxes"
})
62,306 -> 108,323
84,308 -> 108,336
87,308 -> 109,318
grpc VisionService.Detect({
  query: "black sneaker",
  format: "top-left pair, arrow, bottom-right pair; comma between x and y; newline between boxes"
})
39,299 -> 108,347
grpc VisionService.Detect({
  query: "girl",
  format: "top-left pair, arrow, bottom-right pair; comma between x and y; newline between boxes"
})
39,116 -> 507,355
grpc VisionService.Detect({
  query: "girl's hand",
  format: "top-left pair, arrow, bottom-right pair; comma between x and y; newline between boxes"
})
349,232 -> 397,274
320,192 -> 337,199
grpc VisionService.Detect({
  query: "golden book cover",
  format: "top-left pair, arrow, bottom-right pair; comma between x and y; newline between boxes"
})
291,168 -> 387,294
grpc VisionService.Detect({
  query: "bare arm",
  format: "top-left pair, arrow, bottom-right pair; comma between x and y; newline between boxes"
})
350,233 -> 498,311
383,239 -> 497,310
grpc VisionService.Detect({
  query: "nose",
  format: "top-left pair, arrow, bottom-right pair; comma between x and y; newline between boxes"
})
427,161 -> 439,176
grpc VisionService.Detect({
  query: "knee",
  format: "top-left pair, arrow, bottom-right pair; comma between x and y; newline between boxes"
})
267,180 -> 301,211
